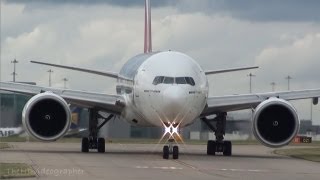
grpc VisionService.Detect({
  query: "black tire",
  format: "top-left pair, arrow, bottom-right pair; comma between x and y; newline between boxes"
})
223,141 -> 232,156
81,137 -> 89,152
207,140 -> 216,155
163,145 -> 169,159
97,138 -> 105,153
172,146 -> 179,159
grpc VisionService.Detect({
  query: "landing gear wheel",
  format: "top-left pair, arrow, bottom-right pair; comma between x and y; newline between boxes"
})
202,113 -> 233,156
223,141 -> 232,156
207,140 -> 216,155
97,138 -> 105,153
81,137 -> 89,152
163,145 -> 169,159
172,146 -> 179,159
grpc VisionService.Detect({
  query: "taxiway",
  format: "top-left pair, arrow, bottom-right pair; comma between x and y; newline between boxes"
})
0,142 -> 319,179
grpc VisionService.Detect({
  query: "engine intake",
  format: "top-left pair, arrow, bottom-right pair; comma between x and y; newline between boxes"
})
22,92 -> 71,141
252,98 -> 299,148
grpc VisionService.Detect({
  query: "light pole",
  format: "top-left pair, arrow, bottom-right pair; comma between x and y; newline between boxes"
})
11,59 -> 18,82
48,69 -> 53,87
310,99 -> 313,121
62,78 -> 68,89
271,82 -> 276,92
247,73 -> 255,93
285,75 -> 292,90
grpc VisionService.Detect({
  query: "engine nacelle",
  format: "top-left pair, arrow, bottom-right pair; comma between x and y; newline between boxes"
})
252,98 -> 299,148
22,92 -> 71,141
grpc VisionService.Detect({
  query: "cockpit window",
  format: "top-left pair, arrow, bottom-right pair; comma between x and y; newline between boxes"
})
153,76 -> 195,86
185,77 -> 195,86
152,76 -> 164,85
175,77 -> 186,84
163,77 -> 174,84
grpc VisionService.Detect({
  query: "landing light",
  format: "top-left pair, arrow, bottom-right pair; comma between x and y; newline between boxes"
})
162,123 -> 183,143
164,124 -> 179,136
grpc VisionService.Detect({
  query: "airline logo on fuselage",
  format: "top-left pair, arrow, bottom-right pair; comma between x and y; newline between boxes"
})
0,130 -> 15,137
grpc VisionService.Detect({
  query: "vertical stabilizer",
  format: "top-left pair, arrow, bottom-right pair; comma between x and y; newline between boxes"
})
144,0 -> 152,53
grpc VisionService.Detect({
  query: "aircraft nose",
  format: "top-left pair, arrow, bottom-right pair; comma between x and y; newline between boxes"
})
162,86 -> 188,122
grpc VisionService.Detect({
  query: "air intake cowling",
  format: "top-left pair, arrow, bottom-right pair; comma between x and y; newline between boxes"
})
252,98 -> 299,148
22,92 -> 71,141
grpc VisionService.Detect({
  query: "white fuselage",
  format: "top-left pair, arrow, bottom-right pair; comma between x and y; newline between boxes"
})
0,127 -> 24,137
117,51 -> 208,128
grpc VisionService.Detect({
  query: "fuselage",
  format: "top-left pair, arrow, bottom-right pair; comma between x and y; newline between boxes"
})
117,51 -> 208,128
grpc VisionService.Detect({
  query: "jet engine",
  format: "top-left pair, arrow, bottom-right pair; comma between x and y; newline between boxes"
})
252,98 -> 299,148
22,92 -> 71,141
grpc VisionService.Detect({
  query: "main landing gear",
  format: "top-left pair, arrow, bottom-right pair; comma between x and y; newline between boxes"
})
201,112 -> 232,156
163,139 -> 179,159
81,109 -> 114,153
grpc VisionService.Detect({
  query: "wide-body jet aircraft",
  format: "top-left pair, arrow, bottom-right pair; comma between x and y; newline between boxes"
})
1,0 -> 320,159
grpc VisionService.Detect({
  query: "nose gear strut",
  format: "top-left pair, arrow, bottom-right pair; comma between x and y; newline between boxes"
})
162,123 -> 180,159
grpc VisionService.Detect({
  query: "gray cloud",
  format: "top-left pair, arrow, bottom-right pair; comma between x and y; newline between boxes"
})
4,0 -> 177,8
4,0 -> 320,22
185,0 -> 320,22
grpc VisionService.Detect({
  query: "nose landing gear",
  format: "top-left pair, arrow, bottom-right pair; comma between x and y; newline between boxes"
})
201,112 -> 232,156
163,139 -> 179,159
162,123 -> 180,159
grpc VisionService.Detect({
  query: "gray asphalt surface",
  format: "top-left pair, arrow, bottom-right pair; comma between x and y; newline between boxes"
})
0,142 -> 319,180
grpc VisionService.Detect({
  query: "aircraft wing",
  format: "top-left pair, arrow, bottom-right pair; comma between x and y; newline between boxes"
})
201,89 -> 320,116
0,82 -> 125,115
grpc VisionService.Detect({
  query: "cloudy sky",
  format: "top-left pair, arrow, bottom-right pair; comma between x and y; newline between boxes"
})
1,0 -> 320,124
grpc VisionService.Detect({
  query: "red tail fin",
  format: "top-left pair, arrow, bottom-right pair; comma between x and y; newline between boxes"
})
144,0 -> 152,53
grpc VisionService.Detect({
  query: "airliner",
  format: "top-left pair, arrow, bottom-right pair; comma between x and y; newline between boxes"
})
0,117 -> 86,138
1,0 -> 320,159
0,125 -> 86,138
0,127 -> 24,137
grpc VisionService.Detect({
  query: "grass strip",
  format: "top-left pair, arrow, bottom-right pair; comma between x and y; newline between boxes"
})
0,143 -> 11,149
0,163 -> 36,179
1,136 -> 320,146
274,148 -> 320,162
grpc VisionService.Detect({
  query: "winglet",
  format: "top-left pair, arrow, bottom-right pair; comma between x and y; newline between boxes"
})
144,0 -> 152,53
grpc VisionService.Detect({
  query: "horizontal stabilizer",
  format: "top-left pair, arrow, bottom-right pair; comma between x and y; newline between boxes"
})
205,66 -> 259,75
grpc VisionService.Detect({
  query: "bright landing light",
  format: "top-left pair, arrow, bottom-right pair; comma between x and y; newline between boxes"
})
164,124 -> 178,137
152,122 -> 186,151
162,123 -> 184,143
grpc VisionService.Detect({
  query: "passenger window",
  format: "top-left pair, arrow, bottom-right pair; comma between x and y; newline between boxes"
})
175,77 -> 186,84
163,77 -> 174,84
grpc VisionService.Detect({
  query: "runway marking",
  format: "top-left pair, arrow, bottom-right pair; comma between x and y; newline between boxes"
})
174,160 -> 198,170
135,166 -> 183,170
216,168 -> 268,173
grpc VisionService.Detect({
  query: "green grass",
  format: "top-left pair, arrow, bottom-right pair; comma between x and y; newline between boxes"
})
0,143 -> 11,149
0,136 -> 82,143
0,136 -> 29,142
274,148 -> 320,162
0,163 -> 36,179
